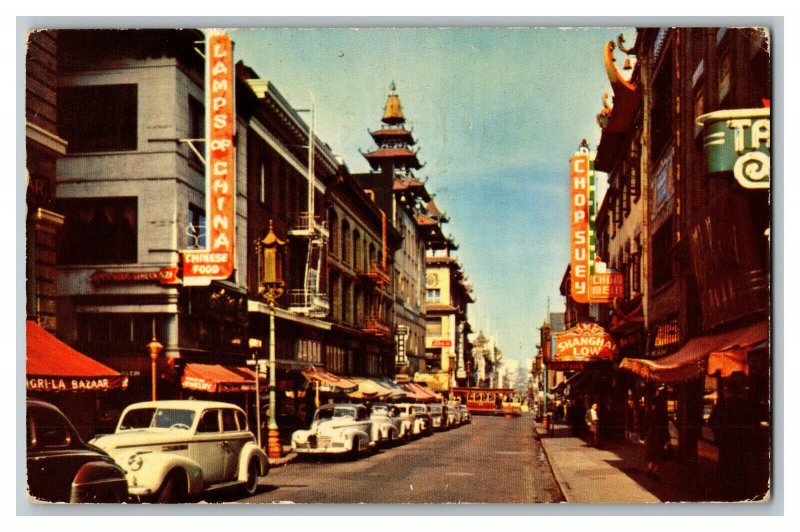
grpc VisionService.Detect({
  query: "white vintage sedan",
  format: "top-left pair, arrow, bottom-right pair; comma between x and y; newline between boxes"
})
89,400 -> 268,503
291,404 -> 373,457
394,403 -> 425,439
368,404 -> 403,446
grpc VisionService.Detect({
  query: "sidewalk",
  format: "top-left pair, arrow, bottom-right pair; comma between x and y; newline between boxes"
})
536,423 -> 721,503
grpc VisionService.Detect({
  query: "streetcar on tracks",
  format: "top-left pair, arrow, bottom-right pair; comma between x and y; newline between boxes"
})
450,387 -> 522,417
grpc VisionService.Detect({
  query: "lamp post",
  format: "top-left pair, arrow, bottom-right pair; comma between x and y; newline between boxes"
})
259,221 -> 285,460
147,335 -> 163,401
248,338 -> 264,449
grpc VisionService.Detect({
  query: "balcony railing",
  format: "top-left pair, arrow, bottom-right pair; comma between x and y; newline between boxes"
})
361,260 -> 391,286
288,212 -> 329,240
359,315 -> 392,337
287,289 -> 330,318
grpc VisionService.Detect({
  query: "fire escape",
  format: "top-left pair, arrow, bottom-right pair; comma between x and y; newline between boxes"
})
287,105 -> 330,318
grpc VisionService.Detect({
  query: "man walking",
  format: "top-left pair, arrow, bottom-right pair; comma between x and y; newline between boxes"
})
586,402 -> 600,447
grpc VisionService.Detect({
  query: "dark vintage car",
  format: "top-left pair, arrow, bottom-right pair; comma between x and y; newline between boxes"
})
26,399 -> 129,503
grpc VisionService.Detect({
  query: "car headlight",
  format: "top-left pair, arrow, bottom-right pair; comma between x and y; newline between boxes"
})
128,454 -> 143,471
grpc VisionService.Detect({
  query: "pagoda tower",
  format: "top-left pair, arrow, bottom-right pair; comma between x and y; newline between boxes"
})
362,81 -> 422,177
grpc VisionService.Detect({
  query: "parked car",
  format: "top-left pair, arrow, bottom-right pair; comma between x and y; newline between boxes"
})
459,404 -> 471,424
447,402 -> 462,427
291,404 -> 373,457
89,400 -> 268,503
394,403 -> 425,439
368,403 -> 403,446
26,399 -> 129,503
427,404 -> 447,431
411,404 -> 434,435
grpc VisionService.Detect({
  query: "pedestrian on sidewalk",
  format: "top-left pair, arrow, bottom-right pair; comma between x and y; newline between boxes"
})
644,389 -> 670,480
585,402 -> 600,447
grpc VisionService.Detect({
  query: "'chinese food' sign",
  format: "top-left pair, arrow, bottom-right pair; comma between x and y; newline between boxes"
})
181,32 -> 236,285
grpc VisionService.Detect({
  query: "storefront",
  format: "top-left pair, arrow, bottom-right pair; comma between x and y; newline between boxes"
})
26,320 -> 129,439
619,319 -> 770,499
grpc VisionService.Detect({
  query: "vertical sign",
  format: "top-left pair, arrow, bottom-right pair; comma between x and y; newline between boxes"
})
182,32 -> 236,286
570,146 -> 624,304
570,149 -> 591,303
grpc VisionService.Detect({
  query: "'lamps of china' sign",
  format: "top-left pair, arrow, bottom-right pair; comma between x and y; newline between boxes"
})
697,107 -> 770,189
547,322 -> 617,369
569,146 -> 624,304
181,32 -> 236,286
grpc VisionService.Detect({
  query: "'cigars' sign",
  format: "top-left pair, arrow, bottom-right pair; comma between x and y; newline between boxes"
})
182,32 -> 236,286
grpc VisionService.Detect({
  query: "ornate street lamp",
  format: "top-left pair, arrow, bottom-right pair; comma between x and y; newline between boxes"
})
147,335 -> 163,401
258,221 -> 286,460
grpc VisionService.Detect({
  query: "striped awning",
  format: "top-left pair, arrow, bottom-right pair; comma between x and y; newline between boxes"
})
619,320 -> 769,383
182,363 -> 265,394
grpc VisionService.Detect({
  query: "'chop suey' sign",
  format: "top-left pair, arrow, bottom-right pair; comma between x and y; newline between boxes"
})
569,146 -> 624,304
181,32 -> 236,286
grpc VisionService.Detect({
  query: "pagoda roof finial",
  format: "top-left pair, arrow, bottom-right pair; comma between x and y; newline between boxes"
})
382,82 -> 405,125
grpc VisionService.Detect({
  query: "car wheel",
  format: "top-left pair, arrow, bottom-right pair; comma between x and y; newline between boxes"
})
157,470 -> 187,504
243,458 -> 260,496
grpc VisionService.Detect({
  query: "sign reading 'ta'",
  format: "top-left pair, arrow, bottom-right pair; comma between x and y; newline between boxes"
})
698,108 -> 770,189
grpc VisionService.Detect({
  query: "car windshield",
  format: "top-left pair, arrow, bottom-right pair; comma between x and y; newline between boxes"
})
315,408 -> 334,421
430,406 -> 442,413
333,408 -> 356,418
119,407 -> 195,430
371,406 -> 389,415
413,406 -> 426,413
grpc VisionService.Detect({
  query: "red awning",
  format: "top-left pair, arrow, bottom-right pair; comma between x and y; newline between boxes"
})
404,382 -> 443,402
26,320 -> 128,392
182,363 -> 264,394
619,320 -> 769,383
302,367 -> 359,394
400,383 -> 430,402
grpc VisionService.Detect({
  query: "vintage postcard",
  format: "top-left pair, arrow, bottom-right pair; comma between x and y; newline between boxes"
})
23,24 -> 773,508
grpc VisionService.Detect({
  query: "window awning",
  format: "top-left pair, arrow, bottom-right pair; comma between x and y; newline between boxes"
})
404,382 -> 443,402
302,367 -> 359,394
26,320 -> 128,392
400,383 -> 431,401
377,378 -> 410,400
347,377 -> 393,400
619,320 -> 769,383
182,363 -> 264,394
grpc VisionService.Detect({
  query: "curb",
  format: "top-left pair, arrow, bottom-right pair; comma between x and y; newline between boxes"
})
533,423 -> 572,503
268,452 -> 298,467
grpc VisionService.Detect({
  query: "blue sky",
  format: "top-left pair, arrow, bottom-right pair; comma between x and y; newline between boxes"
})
230,27 -> 632,362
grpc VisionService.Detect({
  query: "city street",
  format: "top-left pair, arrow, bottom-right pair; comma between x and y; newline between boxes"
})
234,414 -> 563,504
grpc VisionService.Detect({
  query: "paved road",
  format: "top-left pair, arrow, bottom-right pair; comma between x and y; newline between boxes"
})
234,413 -> 564,504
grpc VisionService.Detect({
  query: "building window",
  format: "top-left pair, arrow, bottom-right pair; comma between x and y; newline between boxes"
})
652,217 -> 673,290
59,84 -> 137,153
631,245 -> 642,294
694,90 -> 705,138
259,160 -> 268,205
341,220 -> 351,264
57,197 -> 137,265
328,209 -> 339,257
718,49 -> 732,104
297,338 -> 322,365
426,289 -> 441,303
650,55 -> 674,164
187,204 -> 206,249
77,313 -> 163,356
426,318 -> 442,337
